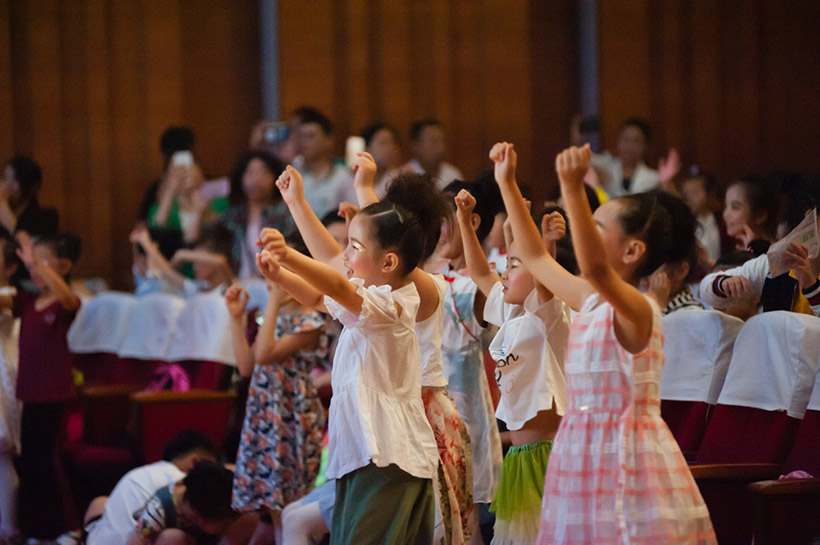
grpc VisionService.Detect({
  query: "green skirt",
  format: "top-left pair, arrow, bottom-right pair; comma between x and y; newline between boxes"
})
330,463 -> 434,545
489,440 -> 552,544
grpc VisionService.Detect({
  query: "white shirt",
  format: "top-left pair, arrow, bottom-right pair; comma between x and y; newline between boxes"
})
416,274 -> 448,388
590,152 -> 659,197
404,159 -> 464,191
86,461 -> 185,545
324,279 -> 439,480
484,283 -> 571,430
293,158 -> 357,219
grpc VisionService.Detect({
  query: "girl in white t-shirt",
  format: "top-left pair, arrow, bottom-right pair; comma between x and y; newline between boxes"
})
456,189 -> 571,544
255,167 -> 449,544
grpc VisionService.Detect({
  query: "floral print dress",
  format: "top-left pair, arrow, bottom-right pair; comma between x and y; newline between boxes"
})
232,311 -> 327,512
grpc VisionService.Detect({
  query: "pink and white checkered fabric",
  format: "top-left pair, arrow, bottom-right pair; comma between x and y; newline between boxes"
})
536,294 -> 716,544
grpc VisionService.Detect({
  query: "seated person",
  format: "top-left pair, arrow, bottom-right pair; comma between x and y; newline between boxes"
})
128,461 -> 256,545
81,430 -> 219,545
131,223 -> 235,297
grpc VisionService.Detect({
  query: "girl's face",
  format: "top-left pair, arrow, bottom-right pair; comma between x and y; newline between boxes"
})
501,241 -> 535,305
242,158 -> 275,204
723,184 -> 755,238
342,214 -> 393,286
592,200 -> 637,277
436,215 -> 464,261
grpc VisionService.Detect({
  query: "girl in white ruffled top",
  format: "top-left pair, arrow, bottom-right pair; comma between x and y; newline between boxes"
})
256,160 -> 455,544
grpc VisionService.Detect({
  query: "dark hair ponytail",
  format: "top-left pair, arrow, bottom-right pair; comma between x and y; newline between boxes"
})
615,191 -> 674,278
361,172 -> 450,275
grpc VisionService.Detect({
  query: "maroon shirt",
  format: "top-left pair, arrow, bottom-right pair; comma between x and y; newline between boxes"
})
14,291 -> 78,403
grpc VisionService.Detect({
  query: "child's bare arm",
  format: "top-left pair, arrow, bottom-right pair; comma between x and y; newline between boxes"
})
273,165 -> 344,268
454,190 -> 500,297
491,143 -> 592,311
256,250 -> 329,313
225,284 -> 254,377
129,226 -> 186,292
556,145 -> 652,353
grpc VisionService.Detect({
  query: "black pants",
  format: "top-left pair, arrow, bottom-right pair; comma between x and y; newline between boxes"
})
18,401 -> 66,539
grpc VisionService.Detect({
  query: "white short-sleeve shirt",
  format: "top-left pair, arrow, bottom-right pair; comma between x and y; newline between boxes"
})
484,282 -> 571,430
324,279 -> 439,480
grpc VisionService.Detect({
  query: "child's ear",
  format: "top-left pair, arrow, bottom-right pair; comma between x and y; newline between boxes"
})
382,251 -> 400,274
470,213 -> 481,232
623,238 -> 646,267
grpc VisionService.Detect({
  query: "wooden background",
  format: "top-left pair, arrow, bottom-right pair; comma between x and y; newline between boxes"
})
2,0 -> 819,288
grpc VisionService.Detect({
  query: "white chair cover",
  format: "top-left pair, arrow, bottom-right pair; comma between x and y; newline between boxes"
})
660,309 -> 744,404
807,364 -> 820,412
67,291 -> 136,354
167,290 -> 236,366
717,311 -> 820,418
118,292 -> 186,360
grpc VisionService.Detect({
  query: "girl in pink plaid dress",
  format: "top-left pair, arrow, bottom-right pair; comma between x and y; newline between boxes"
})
492,142 -> 716,544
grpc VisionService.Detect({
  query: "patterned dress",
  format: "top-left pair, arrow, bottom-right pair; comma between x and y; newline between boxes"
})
536,294 -> 716,544
440,270 -> 503,504
232,311 -> 326,512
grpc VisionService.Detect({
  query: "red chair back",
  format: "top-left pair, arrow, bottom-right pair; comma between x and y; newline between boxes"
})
697,404 -> 800,464
660,400 -> 711,460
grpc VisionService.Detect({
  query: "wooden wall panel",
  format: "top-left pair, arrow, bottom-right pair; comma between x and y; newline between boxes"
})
1,0 -> 261,288
277,0 -> 579,205
598,0 -> 820,187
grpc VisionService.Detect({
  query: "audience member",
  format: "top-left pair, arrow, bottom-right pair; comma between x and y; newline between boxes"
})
680,169 -> 725,262
403,119 -> 464,190
290,108 -> 355,219
590,117 -> 661,196
722,175 -> 779,252
0,157 -> 59,236
220,151 -> 291,281
360,123 -> 401,197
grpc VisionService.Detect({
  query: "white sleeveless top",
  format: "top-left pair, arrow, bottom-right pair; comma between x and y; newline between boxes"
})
484,282 -> 571,430
416,273 -> 448,388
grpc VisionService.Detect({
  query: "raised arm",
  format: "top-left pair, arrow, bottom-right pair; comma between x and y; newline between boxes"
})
256,250 -> 328,313
352,152 -> 380,208
555,144 -> 652,353
274,165 -> 344,269
454,189 -> 500,297
129,226 -> 186,292
261,229 -> 362,314
17,232 -> 80,311
225,284 -> 254,377
252,281 -> 322,366
490,143 -> 593,311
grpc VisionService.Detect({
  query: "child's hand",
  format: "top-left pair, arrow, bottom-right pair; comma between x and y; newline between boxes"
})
735,224 -> 756,250
258,228 -> 289,262
720,275 -> 751,299
224,284 -> 249,319
647,266 -> 672,307
256,249 -> 282,281
454,189 -> 476,220
275,165 -> 305,205
338,202 -> 359,227
352,152 -> 377,189
15,231 -> 36,269
541,211 -> 566,242
489,142 -> 517,187
555,144 -> 591,190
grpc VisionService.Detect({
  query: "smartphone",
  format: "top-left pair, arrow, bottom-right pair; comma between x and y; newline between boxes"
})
263,122 -> 290,145
345,136 -> 366,168
171,150 -> 194,168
